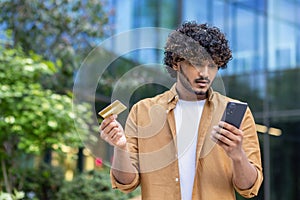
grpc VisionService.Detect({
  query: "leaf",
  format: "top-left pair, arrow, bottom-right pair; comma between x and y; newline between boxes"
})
43,60 -> 57,73
0,47 -> 92,156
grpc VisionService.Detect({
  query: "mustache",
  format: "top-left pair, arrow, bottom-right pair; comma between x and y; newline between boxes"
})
194,77 -> 210,84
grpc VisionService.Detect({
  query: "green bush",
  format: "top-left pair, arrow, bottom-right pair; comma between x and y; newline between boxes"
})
20,163 -> 64,200
56,169 -> 140,200
18,163 -> 140,200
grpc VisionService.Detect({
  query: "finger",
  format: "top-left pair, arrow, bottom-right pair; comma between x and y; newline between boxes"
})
213,125 -> 235,141
212,126 -> 234,146
211,130 -> 228,148
110,129 -> 123,141
102,126 -> 124,146
100,115 -> 117,130
101,127 -> 118,143
210,129 -> 219,143
211,129 -> 226,144
101,120 -> 119,136
219,121 -> 242,136
100,118 -> 112,131
217,133 -> 234,146
107,126 -> 120,140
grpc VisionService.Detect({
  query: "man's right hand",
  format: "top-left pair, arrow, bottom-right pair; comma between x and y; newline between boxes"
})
99,114 -> 127,149
100,115 -> 136,184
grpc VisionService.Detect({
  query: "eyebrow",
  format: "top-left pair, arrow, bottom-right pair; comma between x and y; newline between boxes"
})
188,60 -> 217,68
208,63 -> 217,67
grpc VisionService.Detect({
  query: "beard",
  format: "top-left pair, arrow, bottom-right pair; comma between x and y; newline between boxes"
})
178,67 -> 210,96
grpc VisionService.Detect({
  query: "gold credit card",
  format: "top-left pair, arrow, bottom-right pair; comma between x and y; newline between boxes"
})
98,100 -> 127,118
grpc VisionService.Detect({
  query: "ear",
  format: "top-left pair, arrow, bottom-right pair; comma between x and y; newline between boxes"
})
173,62 -> 180,71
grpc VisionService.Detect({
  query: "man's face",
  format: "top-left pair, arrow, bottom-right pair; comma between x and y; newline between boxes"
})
175,59 -> 218,99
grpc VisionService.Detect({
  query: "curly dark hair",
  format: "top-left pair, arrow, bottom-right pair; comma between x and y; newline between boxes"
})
164,21 -> 232,77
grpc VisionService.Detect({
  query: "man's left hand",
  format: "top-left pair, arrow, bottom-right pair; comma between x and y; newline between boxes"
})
211,121 -> 244,161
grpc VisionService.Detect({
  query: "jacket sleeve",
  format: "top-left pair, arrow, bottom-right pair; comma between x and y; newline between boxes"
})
110,170 -> 140,193
110,104 -> 141,193
234,107 -> 264,198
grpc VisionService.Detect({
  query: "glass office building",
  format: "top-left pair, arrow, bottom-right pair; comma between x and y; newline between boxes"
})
104,0 -> 300,199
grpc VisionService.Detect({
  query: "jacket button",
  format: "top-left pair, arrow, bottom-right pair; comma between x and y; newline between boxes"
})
175,178 -> 179,182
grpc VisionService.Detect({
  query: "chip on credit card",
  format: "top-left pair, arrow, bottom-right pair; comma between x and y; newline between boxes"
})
98,100 -> 127,118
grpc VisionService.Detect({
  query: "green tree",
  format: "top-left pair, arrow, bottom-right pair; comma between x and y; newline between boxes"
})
0,0 -> 110,92
0,47 -> 93,194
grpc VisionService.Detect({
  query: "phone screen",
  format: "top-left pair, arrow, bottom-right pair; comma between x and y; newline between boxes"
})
221,102 -> 248,128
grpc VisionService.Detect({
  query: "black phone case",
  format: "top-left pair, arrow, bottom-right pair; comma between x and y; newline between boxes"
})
221,102 -> 248,128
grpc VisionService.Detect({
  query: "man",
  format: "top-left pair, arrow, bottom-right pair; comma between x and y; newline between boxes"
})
100,21 -> 263,199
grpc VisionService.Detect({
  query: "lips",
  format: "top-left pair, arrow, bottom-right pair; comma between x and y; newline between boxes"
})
195,78 -> 210,87
196,81 -> 208,87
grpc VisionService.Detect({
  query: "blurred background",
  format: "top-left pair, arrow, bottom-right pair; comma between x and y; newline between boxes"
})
1,0 -> 300,200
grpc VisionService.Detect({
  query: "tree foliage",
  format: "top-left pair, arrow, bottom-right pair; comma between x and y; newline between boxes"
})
0,46 -> 94,194
0,47 -> 84,154
0,0 -> 110,91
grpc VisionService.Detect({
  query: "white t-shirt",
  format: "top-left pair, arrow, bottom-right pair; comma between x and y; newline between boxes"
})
174,99 -> 206,200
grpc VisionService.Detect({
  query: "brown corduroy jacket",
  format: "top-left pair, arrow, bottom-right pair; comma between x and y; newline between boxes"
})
110,84 -> 263,200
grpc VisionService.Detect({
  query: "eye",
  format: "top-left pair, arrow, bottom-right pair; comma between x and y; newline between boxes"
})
208,63 -> 217,68
185,61 -> 194,67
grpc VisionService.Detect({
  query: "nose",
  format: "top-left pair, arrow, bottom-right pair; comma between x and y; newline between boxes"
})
196,65 -> 209,77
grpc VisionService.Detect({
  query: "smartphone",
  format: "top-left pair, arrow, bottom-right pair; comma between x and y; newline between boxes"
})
221,101 -> 248,128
